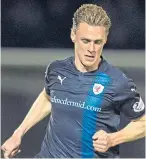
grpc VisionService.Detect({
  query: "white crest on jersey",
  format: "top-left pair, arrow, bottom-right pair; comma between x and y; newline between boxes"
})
93,83 -> 104,95
133,97 -> 145,112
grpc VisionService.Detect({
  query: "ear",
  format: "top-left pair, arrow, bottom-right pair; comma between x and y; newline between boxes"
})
104,35 -> 108,44
70,28 -> 76,43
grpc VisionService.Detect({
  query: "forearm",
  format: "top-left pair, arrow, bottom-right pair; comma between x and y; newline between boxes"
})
110,116 -> 145,147
13,90 -> 51,138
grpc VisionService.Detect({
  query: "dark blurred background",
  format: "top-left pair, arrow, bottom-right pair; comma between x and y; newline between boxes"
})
2,0 -> 145,49
1,0 -> 145,158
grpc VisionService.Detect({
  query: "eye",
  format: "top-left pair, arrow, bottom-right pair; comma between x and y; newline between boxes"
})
94,40 -> 103,44
82,39 -> 90,44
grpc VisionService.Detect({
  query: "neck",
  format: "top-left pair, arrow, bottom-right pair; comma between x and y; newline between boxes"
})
74,57 -> 101,73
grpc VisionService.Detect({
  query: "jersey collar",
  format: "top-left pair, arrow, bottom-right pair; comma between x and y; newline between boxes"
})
69,56 -> 108,76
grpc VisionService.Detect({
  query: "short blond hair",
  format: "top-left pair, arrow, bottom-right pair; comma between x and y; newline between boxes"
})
72,4 -> 111,34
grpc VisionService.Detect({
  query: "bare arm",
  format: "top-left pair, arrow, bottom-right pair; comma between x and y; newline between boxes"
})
110,114 -> 146,146
1,88 -> 52,158
13,88 -> 52,138
93,114 -> 146,152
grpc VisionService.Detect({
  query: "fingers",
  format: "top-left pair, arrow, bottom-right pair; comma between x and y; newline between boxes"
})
10,149 -> 21,157
1,135 -> 22,158
1,145 -> 10,159
3,150 -> 11,159
1,144 -> 11,158
92,130 -> 112,153
92,130 -> 106,140
93,141 -> 109,152
93,146 -> 106,153
1,144 -> 21,159
93,142 -> 106,149
3,149 -> 21,158
93,137 -> 108,146
1,145 -> 6,151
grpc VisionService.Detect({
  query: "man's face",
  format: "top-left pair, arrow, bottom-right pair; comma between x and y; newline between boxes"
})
71,22 -> 107,69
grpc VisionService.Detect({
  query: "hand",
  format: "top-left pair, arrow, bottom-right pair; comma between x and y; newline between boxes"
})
1,133 -> 22,158
92,130 -> 112,153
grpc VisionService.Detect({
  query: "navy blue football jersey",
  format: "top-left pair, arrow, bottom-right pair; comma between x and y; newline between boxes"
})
36,56 -> 145,158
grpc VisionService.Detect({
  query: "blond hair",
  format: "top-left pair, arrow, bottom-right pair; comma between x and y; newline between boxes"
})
72,4 -> 111,34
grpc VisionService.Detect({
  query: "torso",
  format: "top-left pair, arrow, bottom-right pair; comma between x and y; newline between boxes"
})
38,56 -> 129,158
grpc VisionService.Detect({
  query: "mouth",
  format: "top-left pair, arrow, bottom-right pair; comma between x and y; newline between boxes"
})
85,55 -> 95,61
85,55 -> 94,57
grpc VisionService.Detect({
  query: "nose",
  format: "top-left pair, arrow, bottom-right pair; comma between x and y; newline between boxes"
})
88,42 -> 95,53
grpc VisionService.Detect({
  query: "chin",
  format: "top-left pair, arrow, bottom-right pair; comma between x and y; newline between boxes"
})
83,61 -> 95,67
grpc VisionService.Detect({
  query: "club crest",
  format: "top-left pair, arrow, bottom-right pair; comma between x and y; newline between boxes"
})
93,83 -> 104,95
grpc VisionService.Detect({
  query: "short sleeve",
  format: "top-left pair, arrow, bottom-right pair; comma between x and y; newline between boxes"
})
114,79 -> 145,120
44,64 -> 52,96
